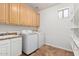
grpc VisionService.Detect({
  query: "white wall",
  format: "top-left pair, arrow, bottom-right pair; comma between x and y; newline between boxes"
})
0,24 -> 36,32
39,3 -> 74,51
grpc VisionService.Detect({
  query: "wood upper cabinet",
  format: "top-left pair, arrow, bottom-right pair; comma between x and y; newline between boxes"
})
19,4 -> 40,27
0,3 -> 40,27
27,8 -> 33,26
32,10 -> 37,26
19,4 -> 33,26
9,4 -> 20,25
32,10 -> 40,27
0,4 -> 9,24
19,4 -> 28,26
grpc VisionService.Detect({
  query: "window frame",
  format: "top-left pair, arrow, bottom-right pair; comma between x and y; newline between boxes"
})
58,8 -> 69,19
63,8 -> 69,18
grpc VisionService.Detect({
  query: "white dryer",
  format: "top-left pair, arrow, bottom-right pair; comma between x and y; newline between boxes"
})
21,30 -> 38,55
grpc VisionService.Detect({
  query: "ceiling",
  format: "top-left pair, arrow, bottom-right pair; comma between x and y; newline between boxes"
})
27,3 -> 59,11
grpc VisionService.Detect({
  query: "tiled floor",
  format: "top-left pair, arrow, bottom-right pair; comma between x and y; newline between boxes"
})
21,45 -> 74,56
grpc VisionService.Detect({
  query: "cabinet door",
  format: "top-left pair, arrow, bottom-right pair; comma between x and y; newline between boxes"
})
0,40 -> 10,56
36,13 -> 40,27
19,4 -> 33,26
5,4 -> 9,24
27,8 -> 33,26
11,37 -> 22,56
19,4 -> 28,26
32,11 -> 40,27
0,4 -> 9,24
32,11 -> 36,27
9,4 -> 19,25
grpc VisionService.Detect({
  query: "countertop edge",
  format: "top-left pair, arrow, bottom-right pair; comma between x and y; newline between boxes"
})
0,35 -> 22,41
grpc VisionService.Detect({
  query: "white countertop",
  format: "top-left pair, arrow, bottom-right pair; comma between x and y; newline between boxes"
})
0,35 -> 21,40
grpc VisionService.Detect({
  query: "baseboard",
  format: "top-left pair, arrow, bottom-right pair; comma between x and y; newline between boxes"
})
45,43 -> 73,52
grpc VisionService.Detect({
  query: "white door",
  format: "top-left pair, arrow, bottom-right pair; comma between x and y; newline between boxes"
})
0,40 -> 10,56
11,37 -> 22,56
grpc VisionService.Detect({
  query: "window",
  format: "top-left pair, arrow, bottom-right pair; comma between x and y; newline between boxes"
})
58,10 -> 63,18
64,9 -> 69,18
58,8 -> 69,19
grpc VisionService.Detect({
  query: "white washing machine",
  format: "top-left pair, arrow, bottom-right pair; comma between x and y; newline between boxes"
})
21,30 -> 38,55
